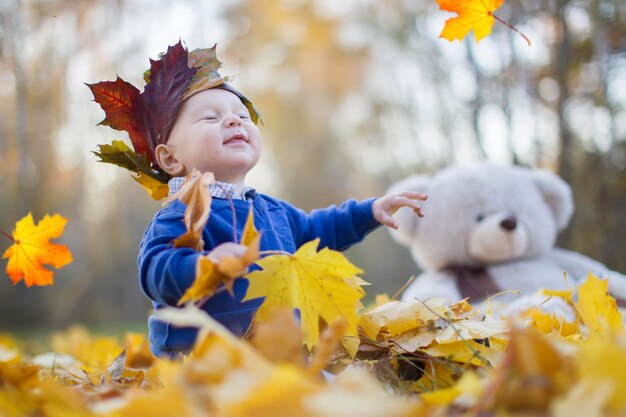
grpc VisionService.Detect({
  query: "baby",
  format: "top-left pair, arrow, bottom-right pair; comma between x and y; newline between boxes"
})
90,42 -> 426,357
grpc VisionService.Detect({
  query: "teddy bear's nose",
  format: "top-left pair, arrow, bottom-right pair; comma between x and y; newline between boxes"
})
500,216 -> 518,231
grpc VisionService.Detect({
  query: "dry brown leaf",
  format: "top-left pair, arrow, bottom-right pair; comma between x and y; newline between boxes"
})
165,169 -> 214,250
178,208 -> 260,305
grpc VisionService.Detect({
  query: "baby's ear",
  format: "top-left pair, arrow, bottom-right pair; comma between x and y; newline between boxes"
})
155,144 -> 185,177
531,169 -> 574,231
386,174 -> 431,246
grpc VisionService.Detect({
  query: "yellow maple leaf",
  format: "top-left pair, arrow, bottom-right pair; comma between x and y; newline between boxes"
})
2,213 -> 72,286
244,239 -> 367,350
437,0 -> 530,45
166,169 -> 215,251
575,273 -> 624,339
178,209 -> 260,305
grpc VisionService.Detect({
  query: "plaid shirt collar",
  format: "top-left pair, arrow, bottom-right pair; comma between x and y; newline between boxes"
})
168,177 -> 256,201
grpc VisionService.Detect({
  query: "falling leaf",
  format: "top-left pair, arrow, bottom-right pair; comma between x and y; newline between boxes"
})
437,0 -> 531,45
2,213 -> 72,287
178,208 -> 260,305
166,170 -> 215,250
576,273 -> 623,339
244,239 -> 367,350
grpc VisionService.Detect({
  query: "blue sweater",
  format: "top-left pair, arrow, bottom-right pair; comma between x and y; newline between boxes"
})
138,193 -> 380,357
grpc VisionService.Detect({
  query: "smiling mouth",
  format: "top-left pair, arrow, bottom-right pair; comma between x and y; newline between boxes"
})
224,134 -> 248,145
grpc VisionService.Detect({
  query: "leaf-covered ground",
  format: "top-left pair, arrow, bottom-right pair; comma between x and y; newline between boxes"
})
2,273 -> 626,417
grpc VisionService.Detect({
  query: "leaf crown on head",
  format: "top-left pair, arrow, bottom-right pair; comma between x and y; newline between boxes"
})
87,40 -> 261,198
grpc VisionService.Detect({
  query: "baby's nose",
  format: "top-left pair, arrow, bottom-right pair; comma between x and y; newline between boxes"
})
225,114 -> 242,127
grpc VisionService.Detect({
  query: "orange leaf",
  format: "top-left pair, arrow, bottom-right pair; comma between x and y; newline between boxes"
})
437,0 -> 530,45
2,213 -> 72,287
166,170 -> 215,250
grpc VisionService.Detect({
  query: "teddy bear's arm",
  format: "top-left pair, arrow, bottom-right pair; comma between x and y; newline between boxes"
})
549,247 -> 626,299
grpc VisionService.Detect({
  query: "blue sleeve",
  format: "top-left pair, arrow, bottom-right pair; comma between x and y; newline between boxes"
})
280,198 -> 381,251
137,208 -> 201,306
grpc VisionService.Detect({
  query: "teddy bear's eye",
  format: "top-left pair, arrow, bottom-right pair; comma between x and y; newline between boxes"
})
476,214 -> 485,222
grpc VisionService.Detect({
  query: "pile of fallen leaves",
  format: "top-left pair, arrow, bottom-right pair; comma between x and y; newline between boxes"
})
1,273 -> 626,417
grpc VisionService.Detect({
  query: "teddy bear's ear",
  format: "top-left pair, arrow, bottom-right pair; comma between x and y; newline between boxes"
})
385,174 -> 431,246
531,169 -> 574,231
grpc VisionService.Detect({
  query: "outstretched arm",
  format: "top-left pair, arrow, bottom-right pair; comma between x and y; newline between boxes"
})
280,192 -> 427,252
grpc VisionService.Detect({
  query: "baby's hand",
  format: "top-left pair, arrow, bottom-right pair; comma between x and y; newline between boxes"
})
207,242 -> 249,277
207,242 -> 247,263
372,191 -> 427,230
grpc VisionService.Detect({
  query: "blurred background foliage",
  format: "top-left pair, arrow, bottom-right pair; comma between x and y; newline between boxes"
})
0,0 -> 624,332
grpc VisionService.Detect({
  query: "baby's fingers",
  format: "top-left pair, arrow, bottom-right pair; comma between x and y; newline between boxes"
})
397,192 -> 427,217
392,195 -> 425,215
399,191 -> 428,201
378,212 -> 399,230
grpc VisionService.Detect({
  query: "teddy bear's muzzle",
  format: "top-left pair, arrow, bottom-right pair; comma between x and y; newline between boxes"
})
468,212 -> 529,263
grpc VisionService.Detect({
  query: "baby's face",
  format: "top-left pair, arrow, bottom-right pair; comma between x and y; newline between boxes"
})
165,88 -> 261,183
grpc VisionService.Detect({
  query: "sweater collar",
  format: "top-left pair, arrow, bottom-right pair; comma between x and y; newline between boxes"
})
167,177 -> 256,200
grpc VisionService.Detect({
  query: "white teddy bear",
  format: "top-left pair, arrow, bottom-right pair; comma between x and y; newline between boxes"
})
387,164 -> 626,307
